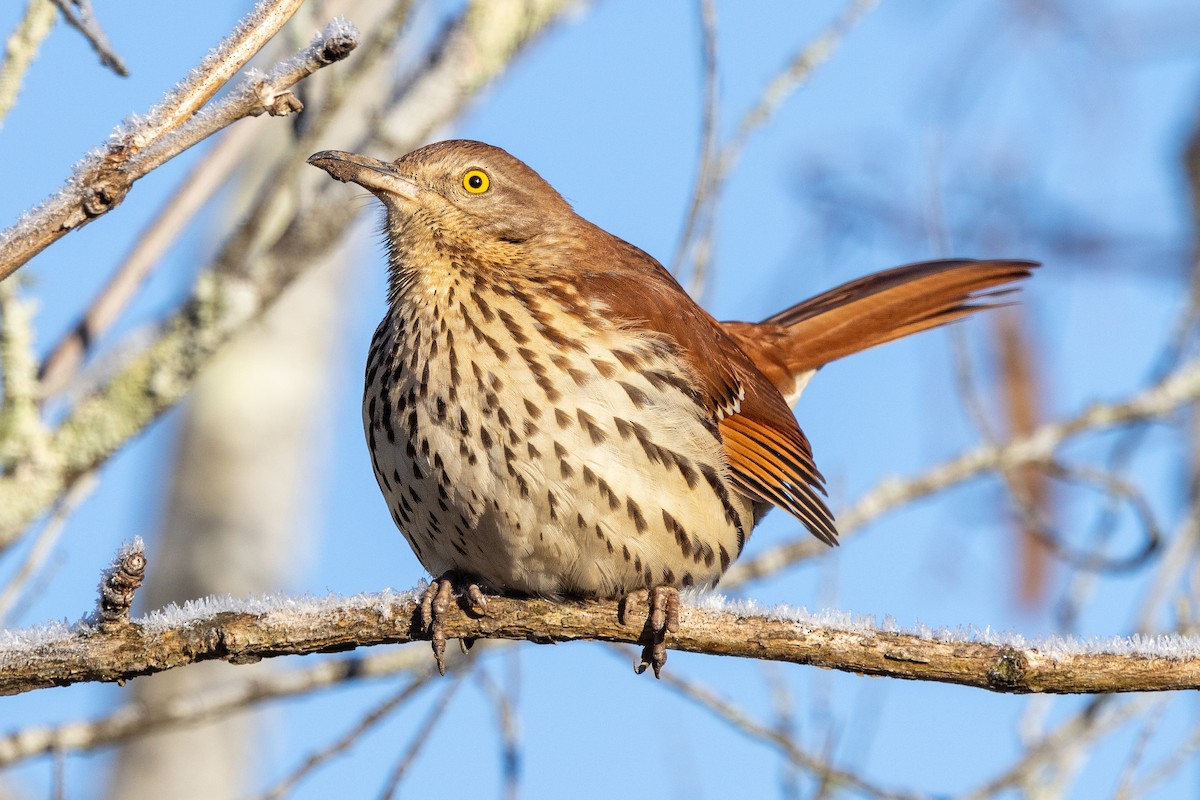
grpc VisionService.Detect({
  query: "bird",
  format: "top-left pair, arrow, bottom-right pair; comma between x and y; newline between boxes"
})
308,140 -> 1036,676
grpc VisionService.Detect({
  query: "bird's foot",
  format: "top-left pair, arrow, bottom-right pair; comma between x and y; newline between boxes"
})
620,585 -> 680,678
418,572 -> 489,675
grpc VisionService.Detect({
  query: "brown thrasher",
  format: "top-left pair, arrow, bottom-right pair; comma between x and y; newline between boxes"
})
309,140 -> 1035,676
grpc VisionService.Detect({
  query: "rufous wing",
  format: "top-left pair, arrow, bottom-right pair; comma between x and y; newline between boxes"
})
581,242 -> 838,546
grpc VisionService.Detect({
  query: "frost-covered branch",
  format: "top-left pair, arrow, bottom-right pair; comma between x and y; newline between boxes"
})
0,0 -> 347,281
5,579 -> 1200,697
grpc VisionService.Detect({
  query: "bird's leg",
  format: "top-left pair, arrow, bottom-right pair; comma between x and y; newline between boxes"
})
418,572 -> 489,675
620,585 -> 680,678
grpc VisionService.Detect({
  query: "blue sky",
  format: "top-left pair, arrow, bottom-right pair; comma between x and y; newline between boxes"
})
3,1 -> 1200,797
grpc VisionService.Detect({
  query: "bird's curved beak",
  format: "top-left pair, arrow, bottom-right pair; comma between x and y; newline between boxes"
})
307,150 -> 420,200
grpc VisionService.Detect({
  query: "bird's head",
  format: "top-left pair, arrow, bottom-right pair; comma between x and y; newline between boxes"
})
308,140 -> 577,257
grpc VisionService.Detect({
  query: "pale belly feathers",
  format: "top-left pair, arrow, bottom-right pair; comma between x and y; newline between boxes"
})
363,281 -> 753,598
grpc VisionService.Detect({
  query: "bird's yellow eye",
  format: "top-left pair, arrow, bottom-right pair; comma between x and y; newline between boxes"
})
463,169 -> 490,194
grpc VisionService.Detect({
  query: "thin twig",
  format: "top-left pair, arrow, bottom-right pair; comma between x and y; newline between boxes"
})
38,126 -> 258,398
259,669 -> 437,800
716,0 -> 879,203
634,648 -> 923,800
674,0 -> 880,297
1135,493 -> 1200,634
48,0 -> 128,77
0,0 -> 331,281
0,648 -> 429,767
477,660 -> 522,800
962,696 -> 1149,799
670,0 -> 719,290
376,674 -> 465,800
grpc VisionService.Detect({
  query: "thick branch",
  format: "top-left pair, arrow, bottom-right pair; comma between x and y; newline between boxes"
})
3,589 -> 1200,697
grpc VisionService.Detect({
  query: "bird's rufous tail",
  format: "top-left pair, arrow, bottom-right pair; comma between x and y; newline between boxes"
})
722,259 -> 1038,400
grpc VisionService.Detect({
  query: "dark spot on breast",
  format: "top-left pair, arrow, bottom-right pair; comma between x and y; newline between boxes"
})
591,358 -> 616,378
612,349 -> 641,370
497,307 -> 528,343
577,410 -> 606,444
597,477 -> 620,510
663,510 -> 690,556
626,497 -> 647,533
618,381 -> 652,409
534,374 -> 562,403
381,397 -> 395,444
470,290 -> 495,322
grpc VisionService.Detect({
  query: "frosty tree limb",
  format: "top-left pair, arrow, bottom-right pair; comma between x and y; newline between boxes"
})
5,583 -> 1200,697
0,0 -> 341,282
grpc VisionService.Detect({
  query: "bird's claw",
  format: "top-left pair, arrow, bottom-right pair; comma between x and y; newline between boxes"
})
419,573 -> 487,675
623,585 -> 680,678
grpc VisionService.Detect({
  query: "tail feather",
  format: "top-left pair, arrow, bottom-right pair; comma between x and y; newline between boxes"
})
722,259 -> 1037,398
